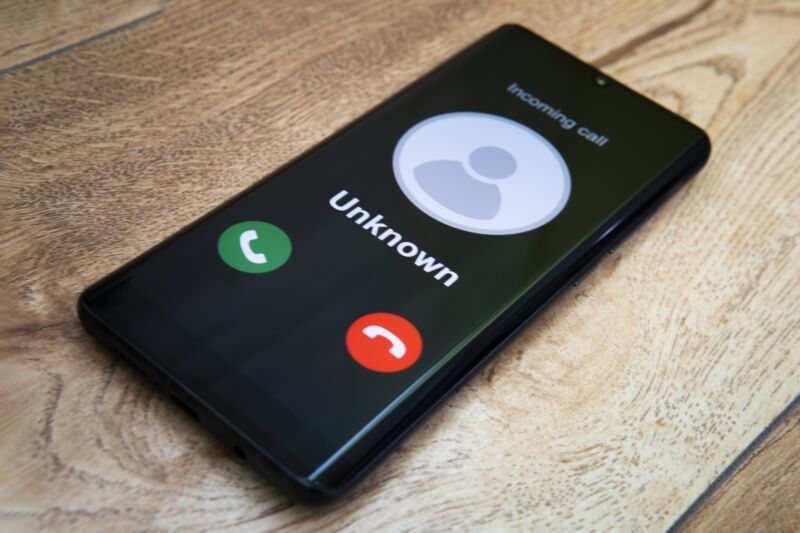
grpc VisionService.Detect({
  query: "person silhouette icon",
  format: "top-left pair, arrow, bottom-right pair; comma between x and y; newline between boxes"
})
395,112 -> 570,235
414,146 -> 517,220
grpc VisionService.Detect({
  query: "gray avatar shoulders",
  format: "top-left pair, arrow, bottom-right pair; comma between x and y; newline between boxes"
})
414,160 -> 501,220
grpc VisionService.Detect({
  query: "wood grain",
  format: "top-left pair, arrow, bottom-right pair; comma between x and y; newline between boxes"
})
0,0 -> 168,73
1,0 -> 798,530
678,397 -> 800,532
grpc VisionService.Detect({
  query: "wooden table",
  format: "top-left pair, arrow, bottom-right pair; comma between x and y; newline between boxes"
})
1,0 -> 798,530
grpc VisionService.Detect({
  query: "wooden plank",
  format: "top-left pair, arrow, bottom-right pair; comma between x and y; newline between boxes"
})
0,0 -> 168,73
0,0 -> 798,530
677,397 -> 800,532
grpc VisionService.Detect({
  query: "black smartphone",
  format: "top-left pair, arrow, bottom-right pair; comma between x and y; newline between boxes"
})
79,24 -> 710,502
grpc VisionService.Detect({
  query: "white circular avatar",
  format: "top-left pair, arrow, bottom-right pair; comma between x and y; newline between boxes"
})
393,112 -> 571,235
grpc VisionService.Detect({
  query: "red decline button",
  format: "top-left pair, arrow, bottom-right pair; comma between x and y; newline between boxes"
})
346,313 -> 422,373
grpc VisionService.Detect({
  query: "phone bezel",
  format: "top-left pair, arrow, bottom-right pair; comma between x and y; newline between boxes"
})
78,24 -> 710,503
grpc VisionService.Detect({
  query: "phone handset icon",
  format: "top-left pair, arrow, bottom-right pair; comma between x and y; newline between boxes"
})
347,313 -> 422,372
362,325 -> 406,359
239,229 -> 267,264
219,221 -> 290,273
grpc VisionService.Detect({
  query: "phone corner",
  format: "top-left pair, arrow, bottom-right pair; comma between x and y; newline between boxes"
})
265,470 -> 348,506
688,129 -> 712,180
496,22 -> 532,37
291,481 -> 345,506
76,286 -> 95,328
697,129 -> 712,163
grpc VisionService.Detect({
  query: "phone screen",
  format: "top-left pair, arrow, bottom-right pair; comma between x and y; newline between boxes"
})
82,26 -> 707,487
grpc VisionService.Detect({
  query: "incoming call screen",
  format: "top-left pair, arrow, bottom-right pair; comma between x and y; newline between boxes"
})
87,27 -> 703,476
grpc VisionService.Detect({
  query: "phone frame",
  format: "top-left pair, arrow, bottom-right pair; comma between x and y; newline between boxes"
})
78,24 -> 710,503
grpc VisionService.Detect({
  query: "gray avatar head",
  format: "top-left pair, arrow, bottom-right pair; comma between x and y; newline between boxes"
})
468,146 -> 517,180
413,145 -> 518,221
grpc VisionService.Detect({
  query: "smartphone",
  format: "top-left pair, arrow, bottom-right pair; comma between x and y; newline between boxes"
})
79,24 -> 710,502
